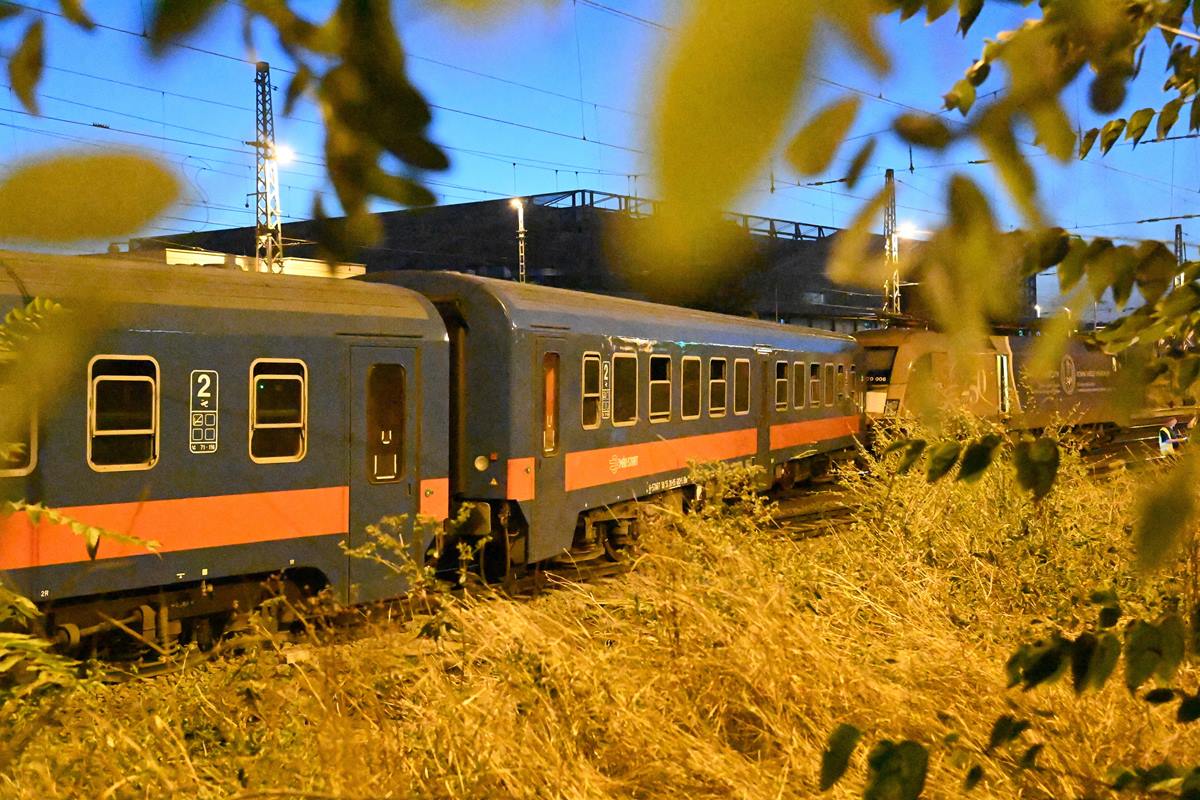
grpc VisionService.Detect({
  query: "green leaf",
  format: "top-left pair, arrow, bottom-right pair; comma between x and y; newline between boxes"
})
1125,621 -> 1163,692
0,151 -> 180,243
283,64 -> 314,117
1099,118 -> 1127,155
925,441 -> 961,483
893,113 -> 953,149
957,0 -> 983,36
1078,128 -> 1099,159
1090,632 -> 1122,691
926,0 -> 953,23
943,78 -> 976,117
1178,693 -> 1200,723
844,137 -> 877,190
1157,97 -> 1184,140
864,740 -> 928,800
1013,437 -> 1059,500
1029,101 -> 1074,161
58,0 -> 95,29
148,0 -> 222,54
1125,107 -> 1156,146
1134,454 -> 1198,571
1021,638 -> 1068,689
1099,605 -> 1122,628
785,96 -> 861,176
1019,743 -> 1043,769
967,59 -> 990,87
8,19 -> 44,115
819,723 -> 862,791
896,439 -> 927,475
84,526 -> 100,561
986,714 -> 1030,752
1143,688 -> 1176,704
978,112 -> 1040,224
1157,614 -> 1185,682
963,764 -> 984,791
956,434 -> 1001,483
1070,632 -> 1097,694
1057,237 -> 1087,291
651,2 -> 816,258
1192,96 -> 1200,133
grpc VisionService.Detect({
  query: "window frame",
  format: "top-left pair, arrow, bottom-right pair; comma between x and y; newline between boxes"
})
792,361 -> 805,409
648,354 -> 672,423
809,363 -> 822,408
87,354 -> 160,473
366,362 -> 406,484
542,351 -> 561,455
774,360 -> 789,411
581,351 -> 602,430
823,362 -> 836,406
849,365 -> 859,409
836,364 -> 846,401
708,357 -> 728,418
611,351 -> 639,428
680,355 -> 702,421
249,357 -> 308,464
733,358 -> 751,416
0,356 -> 35,477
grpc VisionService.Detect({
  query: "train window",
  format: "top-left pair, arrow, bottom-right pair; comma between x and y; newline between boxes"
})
0,357 -> 35,476
649,355 -> 672,423
809,363 -> 821,407
708,358 -> 727,417
824,363 -> 835,406
733,358 -> 750,415
88,355 -> 159,471
542,352 -> 560,454
581,352 -> 601,430
774,361 -> 789,410
864,346 -> 897,386
612,352 -> 638,426
366,364 -> 405,483
849,366 -> 859,409
681,356 -> 701,420
792,361 -> 805,409
836,365 -> 846,400
250,359 -> 307,462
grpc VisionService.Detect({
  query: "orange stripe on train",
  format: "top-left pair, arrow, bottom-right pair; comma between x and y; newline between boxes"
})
0,485 -> 350,571
564,428 -> 758,492
769,415 -> 861,451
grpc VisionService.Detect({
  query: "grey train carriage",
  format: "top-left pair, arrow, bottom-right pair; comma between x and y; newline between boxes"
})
0,254 -> 449,647
369,272 -> 865,577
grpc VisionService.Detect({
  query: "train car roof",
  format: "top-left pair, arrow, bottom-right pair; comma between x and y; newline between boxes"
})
368,270 -> 857,352
0,251 -> 443,337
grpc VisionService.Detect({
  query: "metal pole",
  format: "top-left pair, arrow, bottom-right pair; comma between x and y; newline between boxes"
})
1175,223 -> 1186,289
252,61 -> 284,273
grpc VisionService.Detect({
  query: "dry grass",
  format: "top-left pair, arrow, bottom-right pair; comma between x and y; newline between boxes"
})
1,435 -> 1198,799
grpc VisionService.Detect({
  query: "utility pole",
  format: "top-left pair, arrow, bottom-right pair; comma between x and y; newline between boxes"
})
882,168 -> 900,315
1175,223 -> 1187,289
252,61 -> 283,273
510,198 -> 527,283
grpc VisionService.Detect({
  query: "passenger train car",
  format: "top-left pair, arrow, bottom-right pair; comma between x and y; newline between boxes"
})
368,272 -> 863,576
0,254 -> 864,649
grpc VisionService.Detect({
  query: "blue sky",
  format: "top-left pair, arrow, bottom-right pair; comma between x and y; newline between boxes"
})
0,0 -> 1196,315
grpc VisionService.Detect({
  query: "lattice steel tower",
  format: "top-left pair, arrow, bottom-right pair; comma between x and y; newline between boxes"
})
882,168 -> 900,315
254,61 -> 283,273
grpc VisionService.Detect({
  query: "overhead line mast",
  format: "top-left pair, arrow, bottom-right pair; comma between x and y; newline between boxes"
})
883,168 -> 900,316
252,61 -> 284,273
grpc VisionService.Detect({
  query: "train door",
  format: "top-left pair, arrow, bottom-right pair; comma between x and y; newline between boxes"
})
534,338 -> 564,509
347,345 -> 419,602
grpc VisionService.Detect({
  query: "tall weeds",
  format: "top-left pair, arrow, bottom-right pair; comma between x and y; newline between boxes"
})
0,432 -> 1196,799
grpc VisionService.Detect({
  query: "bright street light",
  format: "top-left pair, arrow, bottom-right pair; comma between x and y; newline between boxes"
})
273,143 -> 295,166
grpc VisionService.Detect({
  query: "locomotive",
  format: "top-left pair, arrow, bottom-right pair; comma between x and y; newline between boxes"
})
0,252 -> 864,650
855,325 -> 1194,450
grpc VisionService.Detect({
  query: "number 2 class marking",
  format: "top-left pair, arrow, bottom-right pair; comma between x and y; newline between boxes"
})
189,370 -> 219,454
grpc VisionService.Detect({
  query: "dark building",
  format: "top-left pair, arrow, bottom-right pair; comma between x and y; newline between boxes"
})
133,189 -> 897,332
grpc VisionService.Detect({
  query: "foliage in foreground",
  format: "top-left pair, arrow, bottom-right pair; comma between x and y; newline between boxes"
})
0,445 -> 1195,798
